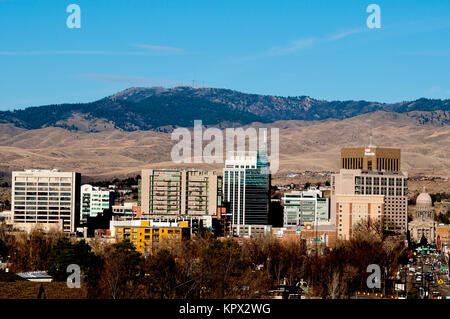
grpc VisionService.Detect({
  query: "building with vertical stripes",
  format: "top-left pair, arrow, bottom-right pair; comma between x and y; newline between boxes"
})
341,146 -> 401,171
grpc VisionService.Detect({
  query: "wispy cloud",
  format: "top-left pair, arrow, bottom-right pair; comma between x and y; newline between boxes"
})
0,50 -> 156,56
266,38 -> 318,56
266,28 -> 365,57
329,28 -> 365,40
72,73 -> 182,87
230,28 -> 366,63
0,44 -> 185,56
130,43 -> 184,53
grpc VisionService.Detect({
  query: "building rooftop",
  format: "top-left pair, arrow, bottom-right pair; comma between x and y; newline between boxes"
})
16,271 -> 52,280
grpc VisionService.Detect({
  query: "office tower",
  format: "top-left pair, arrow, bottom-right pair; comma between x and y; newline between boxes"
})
282,189 -> 330,227
80,184 -> 115,221
223,149 -> 270,236
140,169 -> 219,217
12,169 -> 81,233
341,146 -> 401,171
332,168 -> 408,235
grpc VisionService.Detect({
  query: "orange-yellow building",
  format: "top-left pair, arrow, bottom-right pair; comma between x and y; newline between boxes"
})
112,220 -> 190,254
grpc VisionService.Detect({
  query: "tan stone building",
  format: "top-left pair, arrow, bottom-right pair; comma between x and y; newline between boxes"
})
334,194 -> 384,240
409,188 -> 436,243
341,146 -> 401,171
436,225 -> 450,250
331,169 -> 408,234
140,169 -> 220,217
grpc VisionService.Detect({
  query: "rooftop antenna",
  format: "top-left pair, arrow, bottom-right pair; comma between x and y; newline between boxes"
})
260,129 -> 268,151
369,130 -> 375,148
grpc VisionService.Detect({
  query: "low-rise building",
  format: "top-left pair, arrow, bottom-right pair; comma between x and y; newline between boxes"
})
234,224 -> 272,238
111,220 -> 190,254
272,223 -> 337,247
112,202 -> 137,216
0,211 -> 12,225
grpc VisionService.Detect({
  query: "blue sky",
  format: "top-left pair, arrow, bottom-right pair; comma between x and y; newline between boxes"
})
0,0 -> 449,110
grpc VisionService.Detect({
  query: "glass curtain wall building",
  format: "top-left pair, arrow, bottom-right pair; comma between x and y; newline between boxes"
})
223,149 -> 270,236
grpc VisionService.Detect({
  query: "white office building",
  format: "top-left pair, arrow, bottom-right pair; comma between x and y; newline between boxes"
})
12,169 -> 81,233
80,184 -> 114,221
282,189 -> 330,227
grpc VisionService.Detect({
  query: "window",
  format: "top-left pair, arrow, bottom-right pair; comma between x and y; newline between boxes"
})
389,178 -> 394,186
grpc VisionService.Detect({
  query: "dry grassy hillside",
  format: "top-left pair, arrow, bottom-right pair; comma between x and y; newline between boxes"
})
0,111 -> 448,182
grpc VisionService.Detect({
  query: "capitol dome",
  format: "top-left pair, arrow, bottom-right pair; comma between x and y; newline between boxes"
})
416,187 -> 432,207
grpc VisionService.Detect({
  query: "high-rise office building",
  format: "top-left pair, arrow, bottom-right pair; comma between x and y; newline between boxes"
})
223,149 -> 270,236
332,168 -> 408,235
332,144 -> 408,240
341,146 -> 401,171
140,169 -> 219,217
12,169 -> 81,233
80,184 -> 114,221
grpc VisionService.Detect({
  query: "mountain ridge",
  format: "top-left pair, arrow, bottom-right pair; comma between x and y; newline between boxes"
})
0,86 -> 449,132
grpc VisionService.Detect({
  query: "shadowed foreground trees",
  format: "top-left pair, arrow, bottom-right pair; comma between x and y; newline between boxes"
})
0,224 -> 407,299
